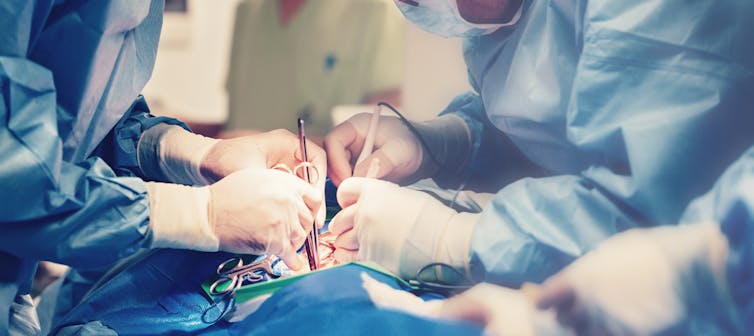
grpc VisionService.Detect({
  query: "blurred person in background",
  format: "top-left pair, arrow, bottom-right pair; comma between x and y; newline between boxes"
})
222,0 -> 405,139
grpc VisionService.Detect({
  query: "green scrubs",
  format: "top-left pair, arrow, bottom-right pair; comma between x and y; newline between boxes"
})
226,0 -> 405,136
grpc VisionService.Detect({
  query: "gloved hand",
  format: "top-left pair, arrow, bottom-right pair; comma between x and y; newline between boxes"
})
138,125 -> 326,226
535,223 -> 736,335
324,113 -> 470,186
146,169 -> 323,270
329,177 -> 477,282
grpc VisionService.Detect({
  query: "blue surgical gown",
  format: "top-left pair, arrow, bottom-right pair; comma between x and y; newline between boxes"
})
436,0 -> 754,285
0,0 -> 184,333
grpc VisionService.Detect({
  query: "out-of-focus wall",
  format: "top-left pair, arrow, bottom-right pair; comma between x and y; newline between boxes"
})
143,0 -> 241,123
401,24 -> 472,121
145,2 -> 471,124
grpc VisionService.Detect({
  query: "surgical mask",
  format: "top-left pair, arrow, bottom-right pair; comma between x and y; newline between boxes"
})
395,0 -> 523,38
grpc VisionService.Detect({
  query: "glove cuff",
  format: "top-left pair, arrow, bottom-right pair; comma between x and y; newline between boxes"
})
138,124 -> 218,185
412,114 -> 471,181
145,182 -> 220,251
434,212 -> 477,282
400,199 -> 478,284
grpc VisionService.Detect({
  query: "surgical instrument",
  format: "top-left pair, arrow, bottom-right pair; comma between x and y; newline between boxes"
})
210,255 -> 281,296
298,118 -> 320,271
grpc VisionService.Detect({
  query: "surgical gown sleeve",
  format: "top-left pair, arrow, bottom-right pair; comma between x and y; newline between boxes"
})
92,95 -> 188,179
0,0 -> 171,270
462,1 -> 754,286
435,92 -> 544,191
680,146 -> 754,328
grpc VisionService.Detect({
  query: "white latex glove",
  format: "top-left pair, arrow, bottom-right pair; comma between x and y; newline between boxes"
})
536,223 -> 735,335
137,124 -> 218,185
146,169 -> 322,270
324,113 -> 469,186
329,177 -> 477,282
138,125 -> 326,227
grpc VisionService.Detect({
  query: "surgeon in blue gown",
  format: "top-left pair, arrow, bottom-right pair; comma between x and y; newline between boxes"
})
325,0 -> 754,287
0,1 -> 328,335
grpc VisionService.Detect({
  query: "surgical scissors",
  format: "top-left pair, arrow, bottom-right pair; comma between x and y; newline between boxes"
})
209,255 -> 281,296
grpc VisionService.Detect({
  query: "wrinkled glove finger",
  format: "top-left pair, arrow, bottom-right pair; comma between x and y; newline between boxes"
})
278,241 -> 304,271
334,227 -> 359,250
536,276 -> 577,311
336,177 -> 370,208
329,204 -> 357,235
324,122 -> 360,186
333,248 -> 359,264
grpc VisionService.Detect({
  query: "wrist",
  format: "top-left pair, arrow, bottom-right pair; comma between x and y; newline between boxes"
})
138,125 -> 218,185
696,223 -> 729,290
400,198 -> 478,283
145,182 -> 219,251
671,223 -> 732,305
412,114 -> 472,181
137,123 -> 173,181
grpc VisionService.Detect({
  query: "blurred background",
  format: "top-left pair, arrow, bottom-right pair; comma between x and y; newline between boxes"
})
144,0 -> 471,139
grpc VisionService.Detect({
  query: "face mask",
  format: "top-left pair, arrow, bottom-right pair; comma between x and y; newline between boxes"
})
395,0 -> 523,38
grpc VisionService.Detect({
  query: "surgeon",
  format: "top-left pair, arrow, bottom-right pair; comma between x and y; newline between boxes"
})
325,0 -> 754,288
0,1 -> 325,334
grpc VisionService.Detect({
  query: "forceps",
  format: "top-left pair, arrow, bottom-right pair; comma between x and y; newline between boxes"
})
209,255 -> 281,296
268,119 -> 320,271
297,118 -> 320,271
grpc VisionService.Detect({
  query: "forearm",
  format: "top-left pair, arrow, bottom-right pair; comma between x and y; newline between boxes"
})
469,175 -> 641,286
136,123 -> 218,185
0,54 -> 153,268
0,159 -> 152,269
412,114 -> 471,183
93,95 -> 190,180
430,93 -> 544,191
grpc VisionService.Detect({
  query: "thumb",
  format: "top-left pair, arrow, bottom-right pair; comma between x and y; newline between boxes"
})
536,276 -> 577,311
315,199 -> 326,229
300,184 -> 324,215
278,243 -> 304,271
324,121 -> 360,186
336,177 -> 371,208
353,151 -> 396,180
